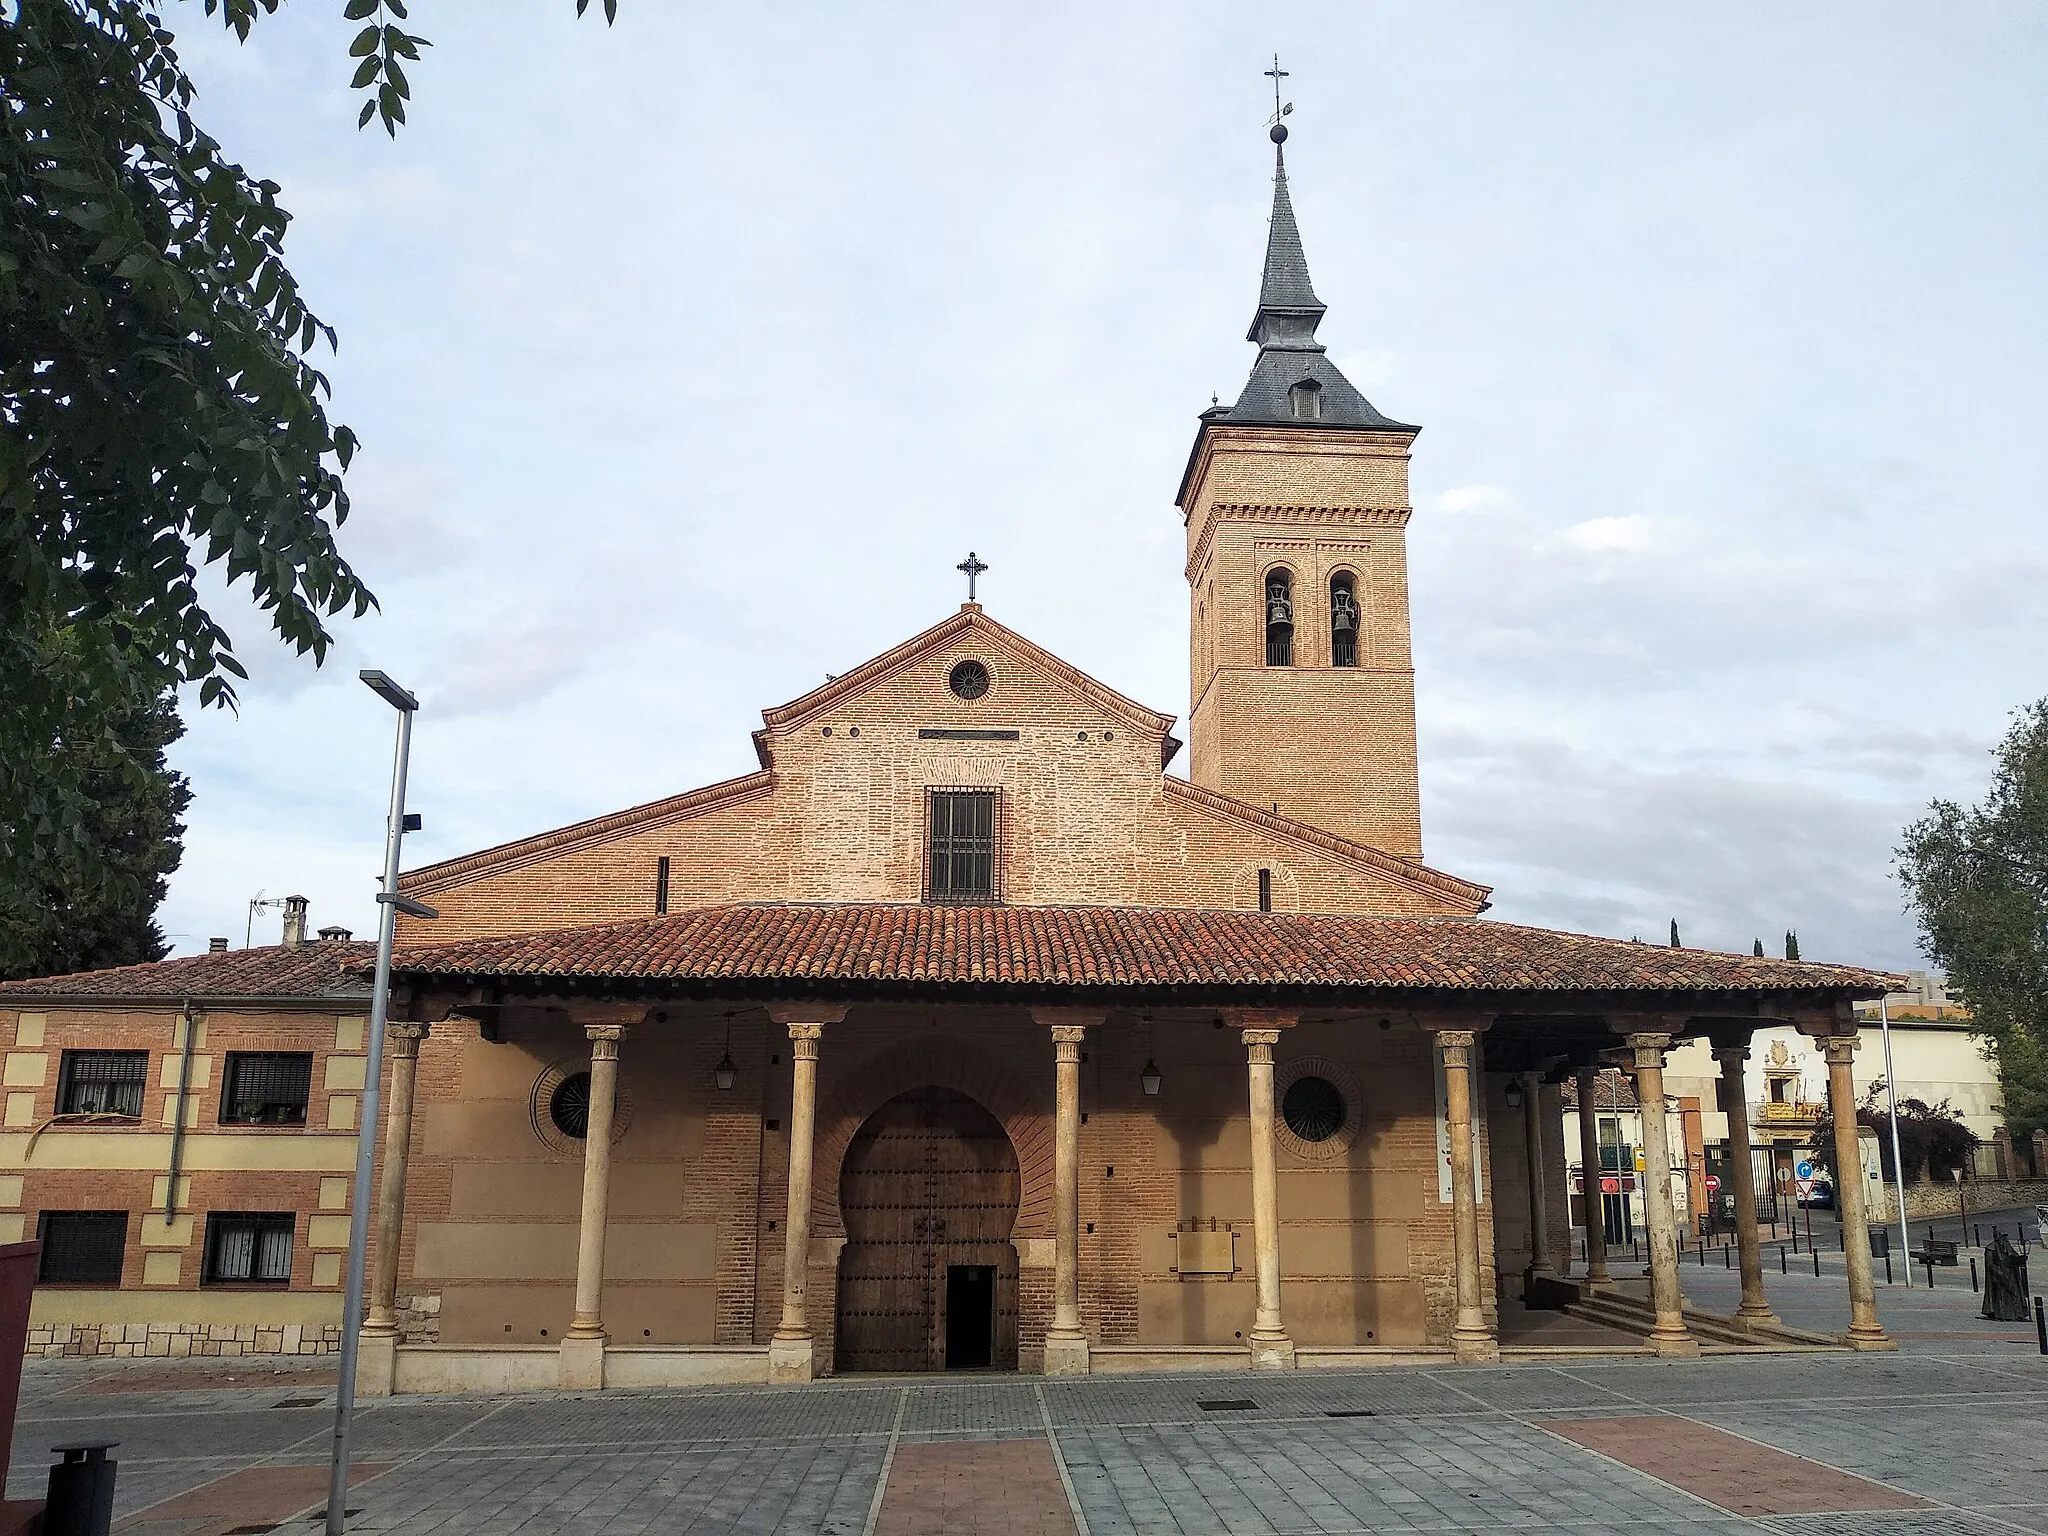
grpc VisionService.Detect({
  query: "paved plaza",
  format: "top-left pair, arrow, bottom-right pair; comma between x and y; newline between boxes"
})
4,1264 -> 2043,1536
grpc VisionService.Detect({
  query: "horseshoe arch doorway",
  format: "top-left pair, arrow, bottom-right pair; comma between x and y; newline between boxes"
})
834,1085 -> 1021,1372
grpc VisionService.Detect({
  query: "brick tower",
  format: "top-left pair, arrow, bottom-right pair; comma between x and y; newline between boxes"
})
1176,123 -> 1424,859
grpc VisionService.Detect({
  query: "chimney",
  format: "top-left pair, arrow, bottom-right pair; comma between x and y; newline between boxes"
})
317,925 -> 353,943
208,937 -> 229,953
281,895 -> 309,949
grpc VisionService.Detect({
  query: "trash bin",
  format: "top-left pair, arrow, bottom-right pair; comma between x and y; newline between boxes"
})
45,1438 -> 118,1536
1867,1225 -> 1890,1257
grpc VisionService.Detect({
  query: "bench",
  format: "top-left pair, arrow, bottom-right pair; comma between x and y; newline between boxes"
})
1913,1238 -> 1960,1267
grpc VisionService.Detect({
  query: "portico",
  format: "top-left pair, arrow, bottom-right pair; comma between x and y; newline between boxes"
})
341,903 -> 1898,1395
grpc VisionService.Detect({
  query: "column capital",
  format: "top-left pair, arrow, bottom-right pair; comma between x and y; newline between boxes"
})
584,1024 -> 625,1060
1624,1032 -> 1673,1064
1819,1033 -> 1860,1067
1048,1024 -> 1089,1046
1711,1041 -> 1751,1064
765,1003 -> 850,1027
1432,1029 -> 1477,1067
387,1021 -> 429,1058
786,1021 -> 823,1059
1241,1029 -> 1281,1063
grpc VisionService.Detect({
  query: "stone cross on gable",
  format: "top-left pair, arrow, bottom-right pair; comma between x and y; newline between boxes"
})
956,551 -> 988,602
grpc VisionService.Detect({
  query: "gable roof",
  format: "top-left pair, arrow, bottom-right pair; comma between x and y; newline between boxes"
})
757,604 -> 1180,768
0,941 -> 375,1006
1161,777 -> 1489,914
384,902 -> 1899,1005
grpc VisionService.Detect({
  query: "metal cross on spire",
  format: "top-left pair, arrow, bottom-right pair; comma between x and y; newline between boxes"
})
956,551 -> 988,602
1264,54 -> 1292,131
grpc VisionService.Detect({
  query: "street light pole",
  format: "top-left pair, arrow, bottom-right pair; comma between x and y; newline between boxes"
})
327,672 -> 435,1535
1878,995 -> 1913,1287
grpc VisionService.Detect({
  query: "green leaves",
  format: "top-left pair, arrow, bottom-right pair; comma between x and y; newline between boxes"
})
1898,699 -> 2048,1138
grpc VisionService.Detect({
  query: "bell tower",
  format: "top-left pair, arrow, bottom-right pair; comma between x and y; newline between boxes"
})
1177,120 -> 1423,858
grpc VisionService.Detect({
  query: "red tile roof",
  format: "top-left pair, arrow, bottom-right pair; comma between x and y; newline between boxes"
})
0,941 -> 376,1003
383,904 -> 1900,1000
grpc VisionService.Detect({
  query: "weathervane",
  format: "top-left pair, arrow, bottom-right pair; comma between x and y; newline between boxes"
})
956,551 -> 988,602
1264,54 -> 1293,133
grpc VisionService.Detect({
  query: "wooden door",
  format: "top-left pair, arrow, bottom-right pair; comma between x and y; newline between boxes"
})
836,1086 -> 1020,1372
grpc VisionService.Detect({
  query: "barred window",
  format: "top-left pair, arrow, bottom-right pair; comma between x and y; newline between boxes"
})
37,1211 -> 127,1285
203,1212 -> 295,1286
1329,573 -> 1359,668
56,1050 -> 147,1118
219,1053 -> 313,1126
927,790 -> 997,903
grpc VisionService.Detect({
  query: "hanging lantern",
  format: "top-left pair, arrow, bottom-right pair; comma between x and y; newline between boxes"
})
713,1052 -> 738,1092
1140,1058 -> 1162,1097
1504,1077 -> 1525,1111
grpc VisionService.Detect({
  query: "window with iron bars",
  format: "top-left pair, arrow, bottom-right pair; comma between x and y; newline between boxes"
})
36,1211 -> 127,1285
219,1052 -> 313,1126
203,1212 -> 295,1286
926,789 -> 999,903
56,1050 -> 147,1118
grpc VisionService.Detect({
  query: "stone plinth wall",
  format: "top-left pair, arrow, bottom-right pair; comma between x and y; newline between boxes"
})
27,1321 -> 345,1358
1880,1179 -> 2048,1223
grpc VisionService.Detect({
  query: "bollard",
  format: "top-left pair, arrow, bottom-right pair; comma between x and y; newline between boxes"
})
1974,1223 -> 1981,1248
1779,1247 -> 1787,1275
1925,1259 -> 1936,1288
1815,1248 -> 1823,1278
46,1438 -> 119,1536
1971,1257 -> 1979,1294
1792,1230 -> 1800,1254
1838,1226 -> 1845,1253
1883,1252 -> 1892,1284
2037,1295 -> 2047,1357
1723,1245 -> 1731,1270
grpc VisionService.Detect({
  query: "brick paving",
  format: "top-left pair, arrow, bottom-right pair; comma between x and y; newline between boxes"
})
0,1343 -> 2038,1534
1542,1417 -> 1927,1516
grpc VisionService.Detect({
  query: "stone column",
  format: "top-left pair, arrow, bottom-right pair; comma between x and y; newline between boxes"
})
1436,1030 -> 1498,1362
560,1017 -> 631,1390
1575,1064 -> 1611,1285
1522,1072 -> 1554,1284
1043,1021 -> 1091,1376
1713,1042 -> 1778,1329
1626,1032 -> 1698,1356
768,1004 -> 848,1383
1821,1032 -> 1894,1350
1242,1027 -> 1295,1369
358,1021 -> 427,1398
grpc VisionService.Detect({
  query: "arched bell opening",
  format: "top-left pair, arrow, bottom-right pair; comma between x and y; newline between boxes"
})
834,1085 -> 1021,1372
1264,568 -> 1295,667
1329,571 -> 1359,668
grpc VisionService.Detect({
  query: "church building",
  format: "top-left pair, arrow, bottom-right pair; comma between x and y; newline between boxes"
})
0,127 -> 1899,1389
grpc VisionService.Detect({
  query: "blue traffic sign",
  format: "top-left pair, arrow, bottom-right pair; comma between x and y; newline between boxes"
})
1794,1159 -> 1814,1180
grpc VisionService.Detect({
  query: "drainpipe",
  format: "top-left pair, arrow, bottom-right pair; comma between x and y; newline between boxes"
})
164,1001 -> 198,1221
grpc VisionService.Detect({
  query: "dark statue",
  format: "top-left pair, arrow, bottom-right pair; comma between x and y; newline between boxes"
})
1981,1230 -> 2031,1323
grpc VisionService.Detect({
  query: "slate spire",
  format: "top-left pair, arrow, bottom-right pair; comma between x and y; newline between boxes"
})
1247,140 -> 1326,346
1208,122 -> 1413,432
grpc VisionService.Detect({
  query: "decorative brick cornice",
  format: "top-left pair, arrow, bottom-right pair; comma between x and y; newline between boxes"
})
1186,503 -> 1411,583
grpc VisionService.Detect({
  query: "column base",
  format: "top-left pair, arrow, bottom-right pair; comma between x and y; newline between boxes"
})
1844,1326 -> 1898,1353
1649,1325 -> 1701,1358
1042,1333 -> 1091,1377
1248,1331 -> 1296,1371
355,1328 -> 398,1400
1733,1304 -> 1783,1332
1451,1326 -> 1499,1365
767,1333 -> 818,1383
558,1332 -> 606,1391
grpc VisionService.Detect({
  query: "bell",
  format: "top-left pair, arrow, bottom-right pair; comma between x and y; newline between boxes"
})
1266,595 -> 1293,628
1332,601 -> 1357,634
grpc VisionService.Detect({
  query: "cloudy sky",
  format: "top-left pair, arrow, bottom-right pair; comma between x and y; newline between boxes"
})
157,3 -> 2047,969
